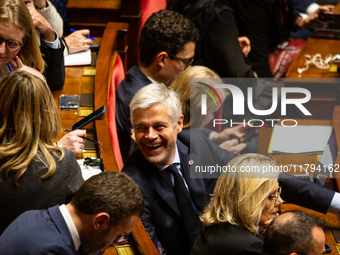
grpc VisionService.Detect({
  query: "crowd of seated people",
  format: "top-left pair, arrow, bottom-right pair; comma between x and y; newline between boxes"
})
1,1 -> 340,255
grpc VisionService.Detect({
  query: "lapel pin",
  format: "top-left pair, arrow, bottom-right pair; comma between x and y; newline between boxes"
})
188,160 -> 194,165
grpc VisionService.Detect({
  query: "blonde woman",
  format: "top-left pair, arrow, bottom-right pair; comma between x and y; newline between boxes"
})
190,154 -> 282,255
0,71 -> 83,234
170,66 -> 250,154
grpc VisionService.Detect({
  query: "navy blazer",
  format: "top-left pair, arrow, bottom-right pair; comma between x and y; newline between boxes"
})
40,39 -> 65,91
0,205 -> 78,255
293,0 -> 314,13
116,65 -> 151,162
123,128 -> 335,255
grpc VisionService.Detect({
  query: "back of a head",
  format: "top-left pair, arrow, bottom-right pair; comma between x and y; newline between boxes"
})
0,70 -> 61,146
0,70 -> 62,184
130,83 -> 182,127
263,211 -> 325,255
139,9 -> 199,67
170,66 -> 228,129
70,171 -> 145,225
0,0 -> 44,72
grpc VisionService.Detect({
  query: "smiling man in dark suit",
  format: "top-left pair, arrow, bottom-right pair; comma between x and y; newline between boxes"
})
122,83 -> 236,255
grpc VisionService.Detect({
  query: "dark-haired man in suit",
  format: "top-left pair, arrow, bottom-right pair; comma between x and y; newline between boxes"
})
115,9 -> 199,162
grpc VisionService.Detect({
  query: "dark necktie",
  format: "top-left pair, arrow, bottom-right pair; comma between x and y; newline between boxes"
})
165,164 -> 201,245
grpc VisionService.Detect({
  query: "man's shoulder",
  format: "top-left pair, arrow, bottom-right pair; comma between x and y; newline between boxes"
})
117,66 -> 151,91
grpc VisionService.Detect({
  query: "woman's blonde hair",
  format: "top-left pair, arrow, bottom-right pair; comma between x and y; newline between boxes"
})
0,0 -> 45,73
0,70 -> 63,185
201,154 -> 280,233
170,66 -> 229,129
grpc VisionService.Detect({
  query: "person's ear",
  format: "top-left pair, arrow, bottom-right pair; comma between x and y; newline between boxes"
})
176,115 -> 184,134
156,52 -> 168,68
93,213 -> 111,231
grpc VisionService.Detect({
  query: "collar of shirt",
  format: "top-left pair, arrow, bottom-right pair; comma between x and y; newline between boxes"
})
147,76 -> 159,84
155,145 -> 180,171
59,204 -> 81,251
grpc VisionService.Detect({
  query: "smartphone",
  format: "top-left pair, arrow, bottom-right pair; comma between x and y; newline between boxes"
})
71,106 -> 106,131
238,128 -> 259,143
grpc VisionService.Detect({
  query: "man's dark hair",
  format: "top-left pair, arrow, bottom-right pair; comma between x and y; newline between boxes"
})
263,210 -> 325,255
139,9 -> 199,67
70,171 -> 145,225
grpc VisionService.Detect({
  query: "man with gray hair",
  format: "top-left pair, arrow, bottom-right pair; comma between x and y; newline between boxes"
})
263,210 -> 326,255
122,83 -> 236,255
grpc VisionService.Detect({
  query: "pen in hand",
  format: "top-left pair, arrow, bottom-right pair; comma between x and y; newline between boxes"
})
64,129 -> 102,145
70,28 -> 96,41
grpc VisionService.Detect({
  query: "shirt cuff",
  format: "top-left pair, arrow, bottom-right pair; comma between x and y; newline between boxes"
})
306,3 -> 320,15
209,131 -> 218,141
299,12 -> 308,19
328,192 -> 340,214
41,31 -> 60,49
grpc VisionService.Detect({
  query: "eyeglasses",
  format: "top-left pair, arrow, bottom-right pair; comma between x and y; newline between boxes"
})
112,224 -> 129,245
114,234 -> 129,245
168,53 -> 194,68
268,186 -> 282,207
0,37 -> 23,53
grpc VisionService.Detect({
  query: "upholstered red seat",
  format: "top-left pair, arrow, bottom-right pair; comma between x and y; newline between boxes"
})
108,54 -> 125,170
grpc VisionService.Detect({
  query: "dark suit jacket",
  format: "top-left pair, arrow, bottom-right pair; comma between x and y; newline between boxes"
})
116,65 -> 151,162
122,129 -> 237,255
40,38 -> 65,91
190,222 -> 263,255
293,0 -> 314,13
123,128 -> 336,255
0,205 -> 79,255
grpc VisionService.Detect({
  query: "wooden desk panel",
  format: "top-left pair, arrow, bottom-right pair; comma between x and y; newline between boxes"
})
67,0 -> 140,69
286,38 -> 340,79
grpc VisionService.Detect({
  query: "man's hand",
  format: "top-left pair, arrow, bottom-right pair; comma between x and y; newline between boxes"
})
298,5 -> 335,29
64,30 -> 93,54
219,139 -> 247,155
58,129 -> 87,156
9,56 -> 45,80
211,124 -> 250,145
238,36 -> 251,57
27,6 -> 55,42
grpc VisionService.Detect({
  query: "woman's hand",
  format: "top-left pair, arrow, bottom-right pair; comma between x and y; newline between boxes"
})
259,216 -> 279,234
9,56 -> 45,81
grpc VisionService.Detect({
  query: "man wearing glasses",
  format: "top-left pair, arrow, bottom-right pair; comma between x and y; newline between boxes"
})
0,172 -> 145,255
116,9 -> 199,162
